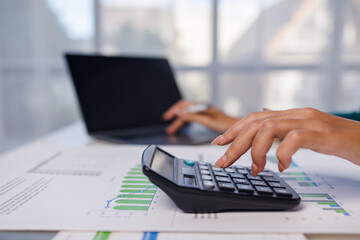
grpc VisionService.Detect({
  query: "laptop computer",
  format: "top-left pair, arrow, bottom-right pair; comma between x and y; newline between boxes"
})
64,53 -> 218,145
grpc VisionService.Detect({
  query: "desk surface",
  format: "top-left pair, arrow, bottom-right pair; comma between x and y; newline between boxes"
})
0,122 -> 359,240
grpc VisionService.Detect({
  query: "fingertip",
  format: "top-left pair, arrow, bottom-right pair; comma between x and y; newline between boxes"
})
162,112 -> 172,120
211,135 -> 224,145
278,162 -> 285,172
165,126 -> 175,135
214,155 -> 227,168
251,162 -> 259,176
165,128 -> 171,134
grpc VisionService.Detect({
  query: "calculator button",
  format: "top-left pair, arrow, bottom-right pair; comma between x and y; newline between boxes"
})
182,167 -> 195,176
258,171 -> 273,177
212,167 -> 223,171
199,165 -> 209,170
235,168 -> 248,174
236,184 -> 254,193
225,168 -> 235,173
263,176 -> 279,182
200,170 -> 211,175
233,178 -> 249,184
246,175 -> 262,180
201,175 -> 212,181
198,162 -> 207,166
234,166 -> 247,170
215,176 -> 231,182
250,180 -> 267,186
214,171 -> 228,177
269,182 -> 284,188
230,173 -> 245,179
255,186 -> 274,195
273,188 -> 292,197
184,176 -> 197,186
184,160 -> 195,166
218,182 -> 235,191
203,180 -> 215,189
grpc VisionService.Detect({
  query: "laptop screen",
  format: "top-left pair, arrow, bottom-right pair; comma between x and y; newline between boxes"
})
65,54 -> 182,133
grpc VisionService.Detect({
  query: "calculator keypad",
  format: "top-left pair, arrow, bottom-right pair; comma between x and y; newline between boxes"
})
194,162 -> 293,198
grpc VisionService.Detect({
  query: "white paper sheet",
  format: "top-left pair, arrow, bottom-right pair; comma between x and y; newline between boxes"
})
0,144 -> 359,233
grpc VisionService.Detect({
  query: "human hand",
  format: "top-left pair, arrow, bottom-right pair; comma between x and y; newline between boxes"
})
162,100 -> 240,134
212,107 -> 360,176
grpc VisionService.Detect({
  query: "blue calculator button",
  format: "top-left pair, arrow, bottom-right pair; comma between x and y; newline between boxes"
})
184,160 -> 195,166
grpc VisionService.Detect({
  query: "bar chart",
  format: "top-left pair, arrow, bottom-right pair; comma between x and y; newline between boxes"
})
280,172 -> 318,187
106,164 -> 157,211
299,193 -> 350,216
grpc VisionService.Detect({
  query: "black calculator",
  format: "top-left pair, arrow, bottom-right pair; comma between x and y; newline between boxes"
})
142,145 -> 301,213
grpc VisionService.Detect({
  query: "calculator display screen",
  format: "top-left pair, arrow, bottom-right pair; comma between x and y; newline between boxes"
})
151,149 -> 174,181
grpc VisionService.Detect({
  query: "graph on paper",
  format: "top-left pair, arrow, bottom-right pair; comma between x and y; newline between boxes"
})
264,155 -> 351,217
1,145 -> 359,233
277,167 -> 351,216
105,164 -> 157,211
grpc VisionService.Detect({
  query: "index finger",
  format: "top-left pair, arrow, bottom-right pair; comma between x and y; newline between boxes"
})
213,108 -> 299,145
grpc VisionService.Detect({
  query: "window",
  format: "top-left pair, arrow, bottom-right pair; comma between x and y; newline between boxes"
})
97,0 -> 360,115
0,0 -> 359,153
0,0 -> 94,152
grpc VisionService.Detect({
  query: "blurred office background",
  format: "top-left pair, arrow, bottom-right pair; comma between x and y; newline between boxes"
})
0,0 -> 359,153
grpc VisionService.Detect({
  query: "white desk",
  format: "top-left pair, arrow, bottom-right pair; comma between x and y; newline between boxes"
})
0,122 -> 359,240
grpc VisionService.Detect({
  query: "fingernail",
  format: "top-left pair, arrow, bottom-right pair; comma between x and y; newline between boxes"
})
251,162 -> 259,176
278,163 -> 284,172
211,135 -> 224,145
214,155 -> 227,167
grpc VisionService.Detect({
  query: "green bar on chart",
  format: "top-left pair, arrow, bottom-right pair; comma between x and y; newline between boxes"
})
115,199 -> 152,204
120,189 -> 157,194
300,194 -> 331,198
336,210 -> 347,213
298,182 -> 317,187
130,168 -> 142,171
124,176 -> 148,179
121,185 -> 154,188
122,180 -> 152,184
93,232 -> 111,240
317,202 -> 338,205
127,172 -> 145,175
284,172 -> 306,176
118,194 -> 155,199
113,205 -> 149,211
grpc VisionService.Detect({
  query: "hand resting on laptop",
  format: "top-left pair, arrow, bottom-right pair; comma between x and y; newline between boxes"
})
162,100 -> 240,134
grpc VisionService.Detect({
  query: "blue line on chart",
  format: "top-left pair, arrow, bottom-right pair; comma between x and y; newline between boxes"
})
104,185 -> 156,209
